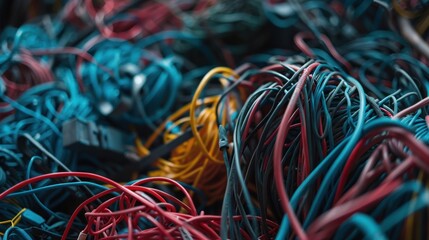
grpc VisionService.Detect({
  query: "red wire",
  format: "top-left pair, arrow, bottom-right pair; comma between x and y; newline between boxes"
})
1,171 -> 279,239
320,125 -> 429,237
30,47 -> 115,92
243,95 -> 262,139
299,96 -> 310,184
394,97 -> 429,119
318,118 -> 328,156
273,62 -> 320,240
307,179 -> 402,238
333,137 -> 367,203
294,32 -> 315,57
295,32 -> 352,71
0,172 -> 209,239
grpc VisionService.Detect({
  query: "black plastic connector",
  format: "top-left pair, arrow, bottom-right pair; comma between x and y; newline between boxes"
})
63,118 -> 133,162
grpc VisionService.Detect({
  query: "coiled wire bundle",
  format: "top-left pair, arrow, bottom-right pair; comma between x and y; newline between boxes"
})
1,0 -> 429,239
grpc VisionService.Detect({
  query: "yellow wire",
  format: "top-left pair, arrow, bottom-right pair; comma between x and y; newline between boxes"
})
136,67 -> 242,204
0,208 -> 27,236
144,97 -> 219,148
189,67 -> 239,164
392,0 -> 424,18
416,11 -> 429,35
393,0 -> 429,42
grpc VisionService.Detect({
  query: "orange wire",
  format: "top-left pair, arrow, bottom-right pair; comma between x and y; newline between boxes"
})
136,67 -> 243,204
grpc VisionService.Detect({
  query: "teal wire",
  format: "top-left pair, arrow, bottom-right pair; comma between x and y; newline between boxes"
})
3,227 -> 32,240
334,213 -> 387,240
277,118 -> 413,238
5,181 -> 110,198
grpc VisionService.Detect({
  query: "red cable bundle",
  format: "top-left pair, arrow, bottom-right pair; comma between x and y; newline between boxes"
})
0,172 -> 279,239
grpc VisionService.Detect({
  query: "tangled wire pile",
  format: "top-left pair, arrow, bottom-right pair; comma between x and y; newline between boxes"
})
1,0 -> 429,239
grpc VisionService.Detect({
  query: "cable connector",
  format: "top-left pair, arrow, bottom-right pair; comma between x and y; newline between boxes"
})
22,209 -> 45,226
77,231 -> 87,240
63,118 -> 134,162
218,125 -> 229,150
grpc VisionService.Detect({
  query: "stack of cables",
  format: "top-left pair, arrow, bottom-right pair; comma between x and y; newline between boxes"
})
0,0 -> 268,239
240,1 -> 429,239
1,0 -> 429,239
217,57 -> 429,239
0,171 -> 279,239
139,67 -> 246,205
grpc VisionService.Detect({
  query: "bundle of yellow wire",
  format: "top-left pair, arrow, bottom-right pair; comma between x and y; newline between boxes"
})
0,208 -> 26,236
136,67 -> 242,205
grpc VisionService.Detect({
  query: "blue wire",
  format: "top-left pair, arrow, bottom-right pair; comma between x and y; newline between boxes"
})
277,118 -> 413,239
302,76 -> 366,228
3,227 -> 32,240
380,182 -> 429,232
0,95 -> 61,136
5,181 -> 110,198
25,156 -> 70,221
334,213 -> 387,240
